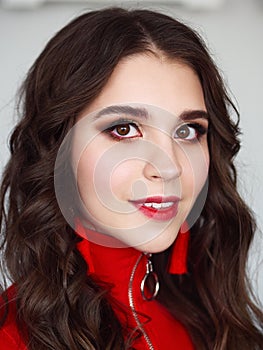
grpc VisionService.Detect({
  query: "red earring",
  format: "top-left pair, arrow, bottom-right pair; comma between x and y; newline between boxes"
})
168,222 -> 190,274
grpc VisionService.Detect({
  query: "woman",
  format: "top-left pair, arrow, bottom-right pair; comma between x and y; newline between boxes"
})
0,7 -> 262,350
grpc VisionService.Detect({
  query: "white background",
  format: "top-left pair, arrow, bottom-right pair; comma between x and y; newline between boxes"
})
0,0 -> 262,305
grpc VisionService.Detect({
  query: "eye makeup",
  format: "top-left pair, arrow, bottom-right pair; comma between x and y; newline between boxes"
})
105,122 -> 142,141
101,118 -> 208,143
174,122 -> 208,142
95,105 -> 209,144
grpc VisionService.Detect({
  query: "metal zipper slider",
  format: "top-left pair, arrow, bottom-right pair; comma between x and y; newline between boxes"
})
141,253 -> 160,301
128,253 -> 156,349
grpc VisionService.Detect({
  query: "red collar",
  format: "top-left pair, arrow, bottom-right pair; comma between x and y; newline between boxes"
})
76,226 -> 148,306
75,222 -> 194,350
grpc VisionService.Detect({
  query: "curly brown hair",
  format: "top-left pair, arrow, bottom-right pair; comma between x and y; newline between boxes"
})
1,7 -> 263,350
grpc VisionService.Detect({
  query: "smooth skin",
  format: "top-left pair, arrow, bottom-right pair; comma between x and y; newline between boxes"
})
72,54 -> 209,252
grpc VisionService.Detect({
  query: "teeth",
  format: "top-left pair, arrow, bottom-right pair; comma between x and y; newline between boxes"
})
161,202 -> 174,208
143,202 -> 174,209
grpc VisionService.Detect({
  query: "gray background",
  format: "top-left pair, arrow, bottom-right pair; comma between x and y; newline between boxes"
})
0,0 -> 262,305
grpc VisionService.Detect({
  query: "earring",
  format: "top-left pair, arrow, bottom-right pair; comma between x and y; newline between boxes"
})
168,223 -> 190,274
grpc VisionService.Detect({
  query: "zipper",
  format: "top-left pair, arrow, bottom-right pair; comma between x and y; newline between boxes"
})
128,253 -> 155,350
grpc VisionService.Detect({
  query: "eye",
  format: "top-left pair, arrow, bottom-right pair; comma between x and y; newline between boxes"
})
174,123 -> 207,141
105,122 -> 142,140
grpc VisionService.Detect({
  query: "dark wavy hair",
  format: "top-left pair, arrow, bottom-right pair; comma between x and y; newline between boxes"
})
1,7 -> 263,350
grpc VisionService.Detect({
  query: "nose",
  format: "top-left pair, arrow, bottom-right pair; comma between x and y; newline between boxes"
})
143,134 -> 182,182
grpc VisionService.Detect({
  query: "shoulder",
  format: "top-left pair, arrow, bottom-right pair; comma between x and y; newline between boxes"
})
0,285 -> 27,350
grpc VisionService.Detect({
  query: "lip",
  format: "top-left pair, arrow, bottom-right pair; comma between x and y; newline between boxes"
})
129,196 -> 180,221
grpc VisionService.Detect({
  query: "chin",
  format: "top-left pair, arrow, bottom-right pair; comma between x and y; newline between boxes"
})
135,232 -> 177,254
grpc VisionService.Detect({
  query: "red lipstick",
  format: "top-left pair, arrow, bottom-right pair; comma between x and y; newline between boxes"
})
130,196 -> 180,221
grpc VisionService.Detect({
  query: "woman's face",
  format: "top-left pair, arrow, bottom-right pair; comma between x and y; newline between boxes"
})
71,54 -> 209,252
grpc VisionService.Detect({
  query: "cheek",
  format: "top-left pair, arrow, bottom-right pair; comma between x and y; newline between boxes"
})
110,164 -> 133,199
110,159 -> 146,200
181,145 -> 209,198
77,146 -> 140,208
77,144 -> 103,199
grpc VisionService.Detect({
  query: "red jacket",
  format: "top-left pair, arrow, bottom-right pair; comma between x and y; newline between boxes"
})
0,285 -> 27,350
0,238 -> 194,349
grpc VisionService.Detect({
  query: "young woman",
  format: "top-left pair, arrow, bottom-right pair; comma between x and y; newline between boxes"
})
0,7 -> 262,350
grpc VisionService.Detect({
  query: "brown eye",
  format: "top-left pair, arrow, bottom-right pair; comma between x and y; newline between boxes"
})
106,122 -> 142,140
174,123 -> 207,142
116,124 -> 131,136
176,125 -> 191,139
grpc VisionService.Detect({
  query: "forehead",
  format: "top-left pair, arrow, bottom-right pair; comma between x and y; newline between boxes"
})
82,54 -> 206,117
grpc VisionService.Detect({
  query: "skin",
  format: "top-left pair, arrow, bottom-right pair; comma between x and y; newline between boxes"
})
71,54 -> 209,252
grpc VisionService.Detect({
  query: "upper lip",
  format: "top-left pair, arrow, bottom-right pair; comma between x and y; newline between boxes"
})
129,196 -> 180,204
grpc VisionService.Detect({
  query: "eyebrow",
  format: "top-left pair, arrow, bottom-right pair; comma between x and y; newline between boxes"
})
93,105 -> 209,122
179,109 -> 209,121
94,105 -> 150,120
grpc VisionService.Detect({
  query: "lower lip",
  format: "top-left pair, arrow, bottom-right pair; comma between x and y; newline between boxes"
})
133,202 -> 179,221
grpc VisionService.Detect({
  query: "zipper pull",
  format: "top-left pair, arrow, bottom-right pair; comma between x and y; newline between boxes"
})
140,253 -> 160,301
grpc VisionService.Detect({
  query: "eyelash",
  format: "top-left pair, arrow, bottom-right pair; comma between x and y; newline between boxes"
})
176,123 -> 208,142
103,120 -> 208,142
103,119 -> 142,141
